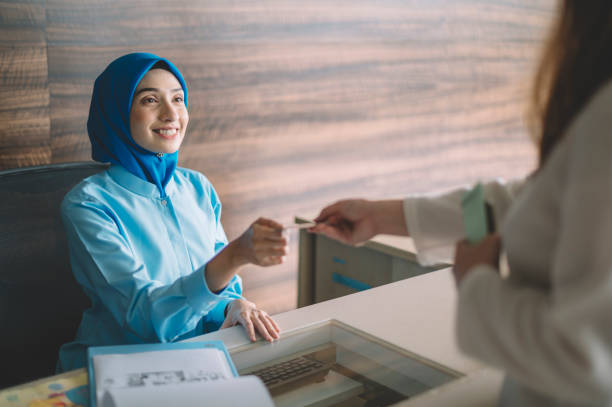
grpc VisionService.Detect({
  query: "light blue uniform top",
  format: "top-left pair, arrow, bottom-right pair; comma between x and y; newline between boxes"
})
58,165 -> 242,371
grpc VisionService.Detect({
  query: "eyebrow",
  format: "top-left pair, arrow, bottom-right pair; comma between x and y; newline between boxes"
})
134,87 -> 184,96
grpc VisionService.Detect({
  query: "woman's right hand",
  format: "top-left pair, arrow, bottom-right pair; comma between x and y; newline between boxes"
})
310,199 -> 379,245
235,217 -> 288,267
311,199 -> 408,246
205,217 -> 287,292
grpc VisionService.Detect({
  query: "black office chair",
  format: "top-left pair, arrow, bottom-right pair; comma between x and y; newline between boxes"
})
0,162 -> 109,389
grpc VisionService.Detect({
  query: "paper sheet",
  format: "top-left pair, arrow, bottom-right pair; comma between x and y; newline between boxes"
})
93,348 -> 234,405
101,376 -> 273,407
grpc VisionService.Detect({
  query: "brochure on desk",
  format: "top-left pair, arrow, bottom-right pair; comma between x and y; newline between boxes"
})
87,341 -> 273,407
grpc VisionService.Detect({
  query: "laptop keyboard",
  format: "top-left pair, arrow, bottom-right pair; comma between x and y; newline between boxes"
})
251,356 -> 329,389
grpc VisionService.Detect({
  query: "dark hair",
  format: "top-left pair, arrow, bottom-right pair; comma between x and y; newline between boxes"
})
530,1 -> 612,166
150,60 -> 172,72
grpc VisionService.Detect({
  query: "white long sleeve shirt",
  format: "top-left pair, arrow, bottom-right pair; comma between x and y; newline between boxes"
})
403,80 -> 612,406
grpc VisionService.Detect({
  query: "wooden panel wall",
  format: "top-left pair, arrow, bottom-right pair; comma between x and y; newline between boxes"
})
1,0 -> 554,314
0,0 -> 49,167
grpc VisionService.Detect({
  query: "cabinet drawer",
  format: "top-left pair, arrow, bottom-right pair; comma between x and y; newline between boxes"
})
314,236 -> 392,302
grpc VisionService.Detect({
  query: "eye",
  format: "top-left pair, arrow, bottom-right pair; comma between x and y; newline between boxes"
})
174,95 -> 184,103
141,96 -> 158,104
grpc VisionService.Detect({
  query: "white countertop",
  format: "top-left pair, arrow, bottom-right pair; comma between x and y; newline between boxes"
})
190,268 -> 504,406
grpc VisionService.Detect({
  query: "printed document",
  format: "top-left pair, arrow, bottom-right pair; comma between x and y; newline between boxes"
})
93,348 -> 273,407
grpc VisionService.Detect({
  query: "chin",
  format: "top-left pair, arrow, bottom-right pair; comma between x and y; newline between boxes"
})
159,141 -> 183,155
159,147 -> 180,154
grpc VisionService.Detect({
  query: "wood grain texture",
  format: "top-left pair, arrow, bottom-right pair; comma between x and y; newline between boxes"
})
0,0 -> 50,168
2,0 -> 554,314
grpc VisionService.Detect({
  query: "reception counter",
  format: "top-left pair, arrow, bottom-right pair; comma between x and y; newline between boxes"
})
189,268 -> 504,406
0,269 -> 503,406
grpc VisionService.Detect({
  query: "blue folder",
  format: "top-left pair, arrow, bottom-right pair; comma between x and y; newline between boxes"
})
87,341 -> 237,407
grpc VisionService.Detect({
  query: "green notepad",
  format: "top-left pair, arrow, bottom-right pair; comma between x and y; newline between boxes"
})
461,183 -> 489,244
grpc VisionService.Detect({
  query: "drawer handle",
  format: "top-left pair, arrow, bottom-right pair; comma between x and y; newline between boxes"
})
332,272 -> 371,292
332,256 -> 346,265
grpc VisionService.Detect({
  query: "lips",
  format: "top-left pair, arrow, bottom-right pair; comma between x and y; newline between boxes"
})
153,128 -> 179,139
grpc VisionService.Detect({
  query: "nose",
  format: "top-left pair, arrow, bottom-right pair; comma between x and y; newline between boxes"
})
159,99 -> 179,122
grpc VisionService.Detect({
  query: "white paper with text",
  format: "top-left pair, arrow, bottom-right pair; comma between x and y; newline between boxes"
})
100,376 -> 273,407
94,347 -> 256,406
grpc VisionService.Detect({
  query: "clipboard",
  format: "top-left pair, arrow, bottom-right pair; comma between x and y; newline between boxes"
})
87,340 -> 238,407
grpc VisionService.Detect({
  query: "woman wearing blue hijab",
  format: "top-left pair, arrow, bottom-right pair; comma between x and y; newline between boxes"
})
58,53 -> 286,371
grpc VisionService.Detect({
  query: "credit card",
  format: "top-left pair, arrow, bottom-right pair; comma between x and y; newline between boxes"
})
283,222 -> 317,229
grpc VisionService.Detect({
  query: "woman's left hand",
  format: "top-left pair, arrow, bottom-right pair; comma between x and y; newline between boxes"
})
220,298 -> 280,342
453,234 -> 501,286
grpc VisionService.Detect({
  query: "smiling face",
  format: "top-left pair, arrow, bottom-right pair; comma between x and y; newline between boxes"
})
129,68 -> 188,154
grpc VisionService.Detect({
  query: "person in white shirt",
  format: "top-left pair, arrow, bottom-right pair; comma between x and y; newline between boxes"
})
311,1 -> 612,405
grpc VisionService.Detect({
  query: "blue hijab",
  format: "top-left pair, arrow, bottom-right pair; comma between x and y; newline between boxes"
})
87,53 -> 188,197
